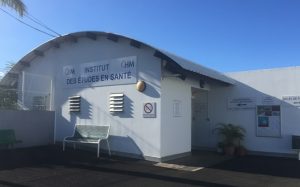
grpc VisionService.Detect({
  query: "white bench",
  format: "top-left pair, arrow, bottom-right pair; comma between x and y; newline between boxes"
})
63,125 -> 111,158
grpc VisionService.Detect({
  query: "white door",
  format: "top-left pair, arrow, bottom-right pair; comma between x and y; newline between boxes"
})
192,90 -> 211,149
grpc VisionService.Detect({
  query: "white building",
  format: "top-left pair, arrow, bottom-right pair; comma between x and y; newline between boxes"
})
2,31 -> 300,161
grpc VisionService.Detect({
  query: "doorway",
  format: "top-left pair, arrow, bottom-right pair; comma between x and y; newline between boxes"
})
191,88 -> 212,150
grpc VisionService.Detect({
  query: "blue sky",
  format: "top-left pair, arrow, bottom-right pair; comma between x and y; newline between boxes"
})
1,0 -> 300,74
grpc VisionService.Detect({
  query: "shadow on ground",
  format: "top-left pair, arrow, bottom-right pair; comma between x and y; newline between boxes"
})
211,154 -> 300,179
0,146 -> 233,187
1,146 -> 300,187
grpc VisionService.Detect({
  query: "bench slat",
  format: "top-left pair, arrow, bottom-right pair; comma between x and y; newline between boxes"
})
65,137 -> 100,143
63,125 -> 111,158
74,125 -> 109,139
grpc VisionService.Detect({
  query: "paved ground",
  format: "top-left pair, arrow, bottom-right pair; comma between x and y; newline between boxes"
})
1,146 -> 300,187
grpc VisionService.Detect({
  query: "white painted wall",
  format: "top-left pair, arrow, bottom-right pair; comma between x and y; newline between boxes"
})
208,67 -> 300,155
161,77 -> 191,157
19,33 -> 300,159
160,72 -> 210,157
21,36 -> 162,159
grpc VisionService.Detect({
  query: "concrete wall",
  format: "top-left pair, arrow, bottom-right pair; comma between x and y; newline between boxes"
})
0,110 -> 54,147
207,67 -> 300,155
21,37 -> 162,159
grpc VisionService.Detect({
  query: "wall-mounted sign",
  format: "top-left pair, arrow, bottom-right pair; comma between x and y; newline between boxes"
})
282,96 -> 300,107
227,97 -> 256,110
261,96 -> 281,105
173,100 -> 182,117
256,105 -> 281,137
63,56 -> 137,88
143,102 -> 156,118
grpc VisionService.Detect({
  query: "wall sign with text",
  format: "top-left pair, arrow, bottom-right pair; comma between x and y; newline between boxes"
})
63,56 -> 137,88
261,96 -> 281,105
227,97 -> 256,110
256,105 -> 281,137
282,96 -> 300,107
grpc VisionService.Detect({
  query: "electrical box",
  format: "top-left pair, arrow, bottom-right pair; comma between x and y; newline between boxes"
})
292,135 -> 300,149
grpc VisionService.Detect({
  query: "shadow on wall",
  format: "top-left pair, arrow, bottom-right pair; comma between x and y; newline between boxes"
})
58,115 -> 149,157
142,82 -> 160,98
107,135 -> 143,156
111,95 -> 134,118
98,104 -> 160,156
80,97 -> 93,119
69,97 -> 92,128
139,67 -> 161,99
58,101 -> 160,157
63,135 -> 144,158
209,79 -> 300,154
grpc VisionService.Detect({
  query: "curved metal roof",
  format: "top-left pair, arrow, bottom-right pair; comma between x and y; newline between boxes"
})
1,31 -> 235,86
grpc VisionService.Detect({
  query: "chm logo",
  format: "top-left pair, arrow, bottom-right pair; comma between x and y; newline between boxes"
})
64,67 -> 75,75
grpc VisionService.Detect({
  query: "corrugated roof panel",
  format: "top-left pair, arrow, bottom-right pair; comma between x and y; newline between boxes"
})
0,31 -> 235,86
161,50 -> 235,85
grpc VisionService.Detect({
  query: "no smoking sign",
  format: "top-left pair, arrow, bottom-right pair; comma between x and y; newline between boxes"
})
143,102 -> 156,118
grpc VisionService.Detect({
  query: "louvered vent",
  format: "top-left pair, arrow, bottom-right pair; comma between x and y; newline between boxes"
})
69,96 -> 81,112
109,93 -> 124,112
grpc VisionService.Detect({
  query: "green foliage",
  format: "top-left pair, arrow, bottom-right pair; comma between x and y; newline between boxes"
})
213,123 -> 246,147
0,87 -> 18,110
0,0 -> 27,16
4,61 -> 15,72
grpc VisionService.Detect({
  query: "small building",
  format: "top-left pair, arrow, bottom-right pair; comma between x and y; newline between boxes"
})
1,31 -> 300,161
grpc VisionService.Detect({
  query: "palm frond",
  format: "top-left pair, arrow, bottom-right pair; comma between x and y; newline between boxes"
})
1,0 -> 27,16
213,123 -> 246,146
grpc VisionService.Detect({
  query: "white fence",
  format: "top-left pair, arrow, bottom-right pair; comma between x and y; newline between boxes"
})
19,72 -> 53,111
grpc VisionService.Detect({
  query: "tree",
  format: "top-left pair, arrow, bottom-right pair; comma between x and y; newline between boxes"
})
0,86 -> 18,110
0,0 -> 26,16
0,61 -> 16,80
4,61 -> 15,72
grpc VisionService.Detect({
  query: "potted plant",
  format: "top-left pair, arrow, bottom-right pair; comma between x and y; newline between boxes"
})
236,145 -> 247,156
213,123 -> 246,156
235,131 -> 247,156
217,142 -> 225,154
